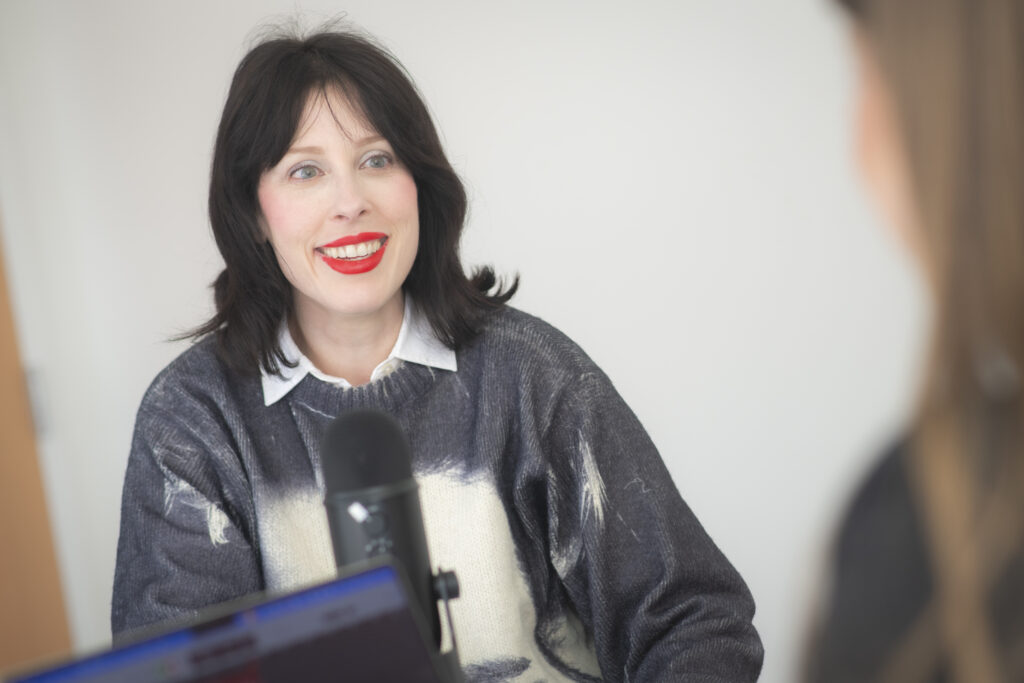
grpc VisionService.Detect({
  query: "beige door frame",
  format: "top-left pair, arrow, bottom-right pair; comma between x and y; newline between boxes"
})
0,224 -> 71,672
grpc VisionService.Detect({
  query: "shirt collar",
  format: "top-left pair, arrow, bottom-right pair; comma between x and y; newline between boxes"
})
260,297 -> 457,406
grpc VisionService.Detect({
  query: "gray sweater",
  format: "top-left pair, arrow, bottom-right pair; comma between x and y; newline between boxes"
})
112,307 -> 763,681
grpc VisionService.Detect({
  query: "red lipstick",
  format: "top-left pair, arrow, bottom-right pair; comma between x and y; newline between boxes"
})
318,232 -> 388,275
321,232 -> 387,249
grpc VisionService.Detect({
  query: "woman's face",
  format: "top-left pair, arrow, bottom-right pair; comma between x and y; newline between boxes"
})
257,90 -> 419,334
852,31 -> 925,267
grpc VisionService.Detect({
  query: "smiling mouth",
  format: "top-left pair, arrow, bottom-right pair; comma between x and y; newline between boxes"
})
317,237 -> 388,261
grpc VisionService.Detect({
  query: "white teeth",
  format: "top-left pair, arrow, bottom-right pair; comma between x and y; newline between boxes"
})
321,238 -> 385,260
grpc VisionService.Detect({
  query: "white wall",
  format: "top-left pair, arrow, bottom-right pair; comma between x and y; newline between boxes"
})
0,1 -> 927,681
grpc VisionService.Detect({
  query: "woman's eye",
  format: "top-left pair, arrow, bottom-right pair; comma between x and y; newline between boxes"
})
361,152 -> 393,170
289,165 -> 320,180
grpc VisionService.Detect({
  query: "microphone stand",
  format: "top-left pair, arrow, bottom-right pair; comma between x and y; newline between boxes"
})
432,567 -> 464,683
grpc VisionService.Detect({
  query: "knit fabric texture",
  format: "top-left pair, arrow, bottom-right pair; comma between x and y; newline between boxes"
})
112,307 -> 763,681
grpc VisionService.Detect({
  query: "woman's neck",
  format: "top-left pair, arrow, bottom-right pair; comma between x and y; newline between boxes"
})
290,294 -> 405,386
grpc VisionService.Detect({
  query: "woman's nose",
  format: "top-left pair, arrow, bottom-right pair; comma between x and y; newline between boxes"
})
330,172 -> 369,220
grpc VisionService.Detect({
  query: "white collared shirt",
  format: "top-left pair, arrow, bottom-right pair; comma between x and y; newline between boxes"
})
260,298 -> 457,406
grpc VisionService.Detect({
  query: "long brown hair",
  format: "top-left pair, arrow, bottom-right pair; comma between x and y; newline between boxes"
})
836,0 -> 1024,680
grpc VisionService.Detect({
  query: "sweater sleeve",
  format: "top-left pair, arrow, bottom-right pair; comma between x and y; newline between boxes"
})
543,369 -> 763,682
111,361 -> 262,638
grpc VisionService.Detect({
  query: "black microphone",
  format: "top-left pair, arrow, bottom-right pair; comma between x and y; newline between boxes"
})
320,408 -> 442,648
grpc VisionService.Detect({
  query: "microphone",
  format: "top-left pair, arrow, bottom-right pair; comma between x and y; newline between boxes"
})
320,408 -> 442,648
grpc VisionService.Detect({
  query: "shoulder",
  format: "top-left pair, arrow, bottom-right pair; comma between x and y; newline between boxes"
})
833,437 -> 932,597
466,307 -> 637,434
136,336 -> 249,422
835,438 -> 920,558
469,306 -> 601,379
129,337 -> 263,481
809,438 -> 932,681
830,438 -> 930,593
144,336 -> 227,399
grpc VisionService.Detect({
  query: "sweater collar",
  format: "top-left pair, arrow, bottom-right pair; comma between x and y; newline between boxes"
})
260,297 -> 457,406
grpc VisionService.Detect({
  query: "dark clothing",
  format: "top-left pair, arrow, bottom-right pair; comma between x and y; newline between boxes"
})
807,441 -> 936,682
113,307 -> 763,682
807,438 -> 1024,682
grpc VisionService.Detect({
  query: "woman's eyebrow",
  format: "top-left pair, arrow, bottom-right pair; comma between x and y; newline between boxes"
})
353,134 -> 385,146
283,145 -> 325,156
284,136 -> 387,157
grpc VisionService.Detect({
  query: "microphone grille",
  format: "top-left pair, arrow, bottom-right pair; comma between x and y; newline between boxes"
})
320,408 -> 413,493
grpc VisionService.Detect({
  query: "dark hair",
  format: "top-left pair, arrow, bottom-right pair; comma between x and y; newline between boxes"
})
190,28 -> 517,375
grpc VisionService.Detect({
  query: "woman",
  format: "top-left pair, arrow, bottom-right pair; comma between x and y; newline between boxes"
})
806,0 -> 1024,681
111,29 -> 763,681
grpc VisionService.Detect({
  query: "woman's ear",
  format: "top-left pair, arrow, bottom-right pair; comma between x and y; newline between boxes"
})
851,30 -> 924,263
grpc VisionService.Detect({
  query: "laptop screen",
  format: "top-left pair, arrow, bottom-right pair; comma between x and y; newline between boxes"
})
9,562 -> 444,683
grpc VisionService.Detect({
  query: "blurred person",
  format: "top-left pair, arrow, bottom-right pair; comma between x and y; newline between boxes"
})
806,0 -> 1024,681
